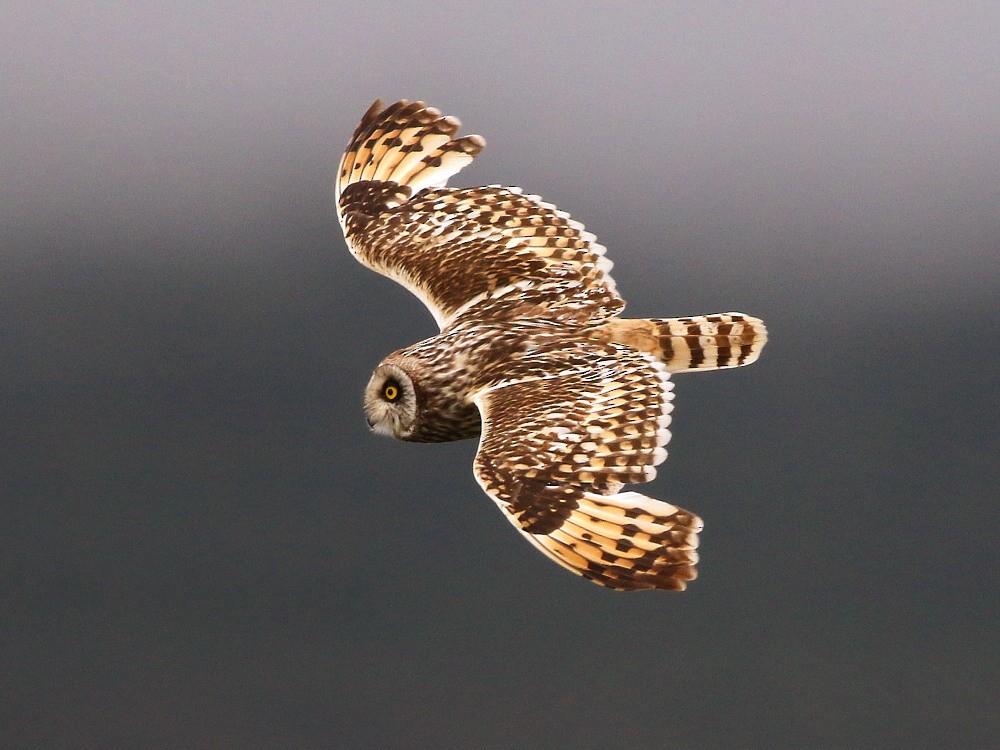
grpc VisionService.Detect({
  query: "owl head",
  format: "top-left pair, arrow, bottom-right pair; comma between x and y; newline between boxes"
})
364,362 -> 418,439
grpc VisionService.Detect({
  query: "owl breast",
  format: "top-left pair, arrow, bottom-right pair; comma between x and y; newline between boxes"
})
404,396 -> 481,443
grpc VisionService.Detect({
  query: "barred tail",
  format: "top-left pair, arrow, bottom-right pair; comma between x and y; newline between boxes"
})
651,313 -> 767,372
594,313 -> 768,373
336,99 -> 485,222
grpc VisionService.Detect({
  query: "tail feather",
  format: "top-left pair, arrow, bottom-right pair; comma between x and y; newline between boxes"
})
593,313 -> 767,373
336,99 -> 485,221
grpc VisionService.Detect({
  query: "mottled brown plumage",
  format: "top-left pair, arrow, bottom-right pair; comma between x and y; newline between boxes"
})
339,99 -> 767,591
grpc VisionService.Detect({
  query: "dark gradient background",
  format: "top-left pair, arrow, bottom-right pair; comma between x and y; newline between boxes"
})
3,3 -> 997,747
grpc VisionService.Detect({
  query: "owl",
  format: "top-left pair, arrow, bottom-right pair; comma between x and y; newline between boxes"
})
336,99 -> 767,591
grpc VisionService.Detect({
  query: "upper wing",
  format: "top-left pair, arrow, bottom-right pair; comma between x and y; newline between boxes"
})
471,341 -> 702,591
336,100 -> 625,331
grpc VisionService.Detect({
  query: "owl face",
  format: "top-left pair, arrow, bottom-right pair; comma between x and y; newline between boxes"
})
364,362 -> 417,439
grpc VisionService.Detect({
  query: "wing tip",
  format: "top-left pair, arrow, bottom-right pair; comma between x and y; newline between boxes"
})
338,98 -> 485,206
525,490 -> 703,592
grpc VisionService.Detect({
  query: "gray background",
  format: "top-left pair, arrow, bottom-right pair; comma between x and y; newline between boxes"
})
3,2 -> 997,747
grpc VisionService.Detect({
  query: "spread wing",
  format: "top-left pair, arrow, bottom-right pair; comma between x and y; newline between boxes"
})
471,341 -> 702,591
336,100 -> 625,331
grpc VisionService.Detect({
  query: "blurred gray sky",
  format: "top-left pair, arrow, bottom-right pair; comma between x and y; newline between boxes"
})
4,2 -> 998,289
2,3 -> 998,748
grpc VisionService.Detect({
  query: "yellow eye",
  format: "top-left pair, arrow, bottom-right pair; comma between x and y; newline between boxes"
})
383,384 -> 399,401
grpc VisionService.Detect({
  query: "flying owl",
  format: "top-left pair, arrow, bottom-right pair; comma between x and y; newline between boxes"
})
336,99 -> 767,591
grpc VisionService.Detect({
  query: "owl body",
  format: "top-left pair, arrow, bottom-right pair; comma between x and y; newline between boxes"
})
339,99 -> 768,591
370,312 -> 586,443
